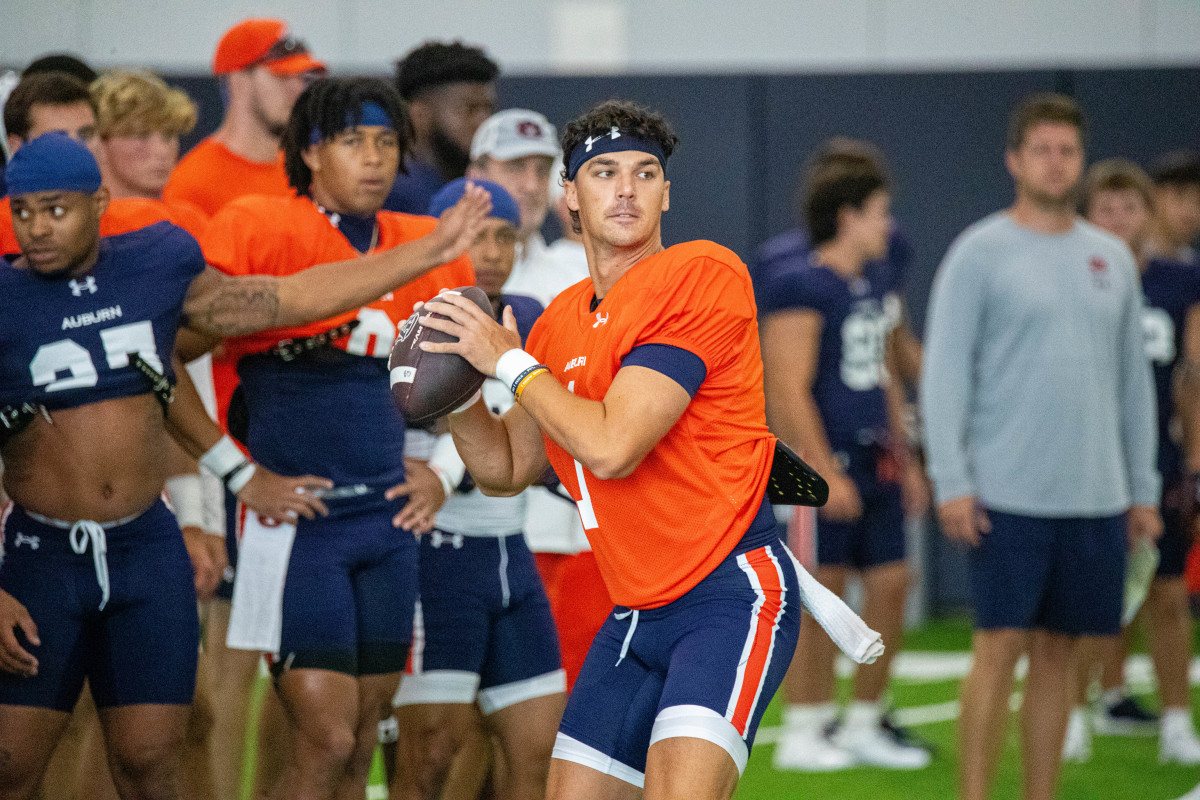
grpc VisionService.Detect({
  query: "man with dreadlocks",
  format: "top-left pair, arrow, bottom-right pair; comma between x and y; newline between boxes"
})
202,76 -> 480,799
384,40 -> 499,215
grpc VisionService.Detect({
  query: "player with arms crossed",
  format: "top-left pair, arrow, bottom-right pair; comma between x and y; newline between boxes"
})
0,133 -> 487,800
417,100 -> 879,800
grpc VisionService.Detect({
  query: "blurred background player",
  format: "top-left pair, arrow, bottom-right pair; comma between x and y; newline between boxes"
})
760,158 -> 930,771
384,40 -> 498,215
465,109 -> 603,691
391,178 -> 565,800
1062,159 -> 1200,765
201,77 -> 479,800
164,17 -> 325,217
1145,151 -> 1200,265
921,94 -> 1161,800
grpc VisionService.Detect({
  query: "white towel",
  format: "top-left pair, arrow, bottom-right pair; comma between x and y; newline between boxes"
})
226,510 -> 296,652
785,548 -> 885,665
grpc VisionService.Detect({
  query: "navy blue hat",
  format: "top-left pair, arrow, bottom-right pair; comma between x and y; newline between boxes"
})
6,133 -> 102,198
429,178 -> 521,229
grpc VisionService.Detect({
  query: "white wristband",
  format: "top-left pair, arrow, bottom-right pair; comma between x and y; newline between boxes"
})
494,349 -> 539,392
165,474 -> 205,531
200,435 -> 246,480
429,433 -> 467,495
200,471 -> 227,538
226,463 -> 257,494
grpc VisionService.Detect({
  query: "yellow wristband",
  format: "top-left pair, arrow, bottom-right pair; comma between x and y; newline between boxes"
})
513,366 -> 550,403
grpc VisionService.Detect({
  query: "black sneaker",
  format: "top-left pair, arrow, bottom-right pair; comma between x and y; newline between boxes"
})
1094,695 -> 1160,737
880,709 -> 937,756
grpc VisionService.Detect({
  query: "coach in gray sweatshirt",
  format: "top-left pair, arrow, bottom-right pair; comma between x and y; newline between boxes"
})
920,94 -> 1161,800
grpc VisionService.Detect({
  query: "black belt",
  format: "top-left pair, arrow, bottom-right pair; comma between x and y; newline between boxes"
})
269,320 -> 360,362
0,402 -> 43,447
130,353 -> 175,414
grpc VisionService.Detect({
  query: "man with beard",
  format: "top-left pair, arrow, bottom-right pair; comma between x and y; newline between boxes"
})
384,40 -> 498,215
921,94 -> 1161,800
164,18 -> 326,217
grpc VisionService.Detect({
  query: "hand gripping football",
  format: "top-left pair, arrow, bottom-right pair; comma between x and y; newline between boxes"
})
389,286 -> 491,426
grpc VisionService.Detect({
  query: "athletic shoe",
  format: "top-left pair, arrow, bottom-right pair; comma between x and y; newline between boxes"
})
836,723 -> 932,770
1062,708 -> 1091,763
1093,695 -> 1160,737
1161,719 -> 1200,765
773,727 -> 856,772
880,708 -> 937,756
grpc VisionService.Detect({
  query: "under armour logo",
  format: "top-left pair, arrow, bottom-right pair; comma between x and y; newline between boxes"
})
585,126 -> 621,152
13,532 -> 39,550
593,311 -> 609,328
69,276 -> 97,296
429,531 -> 464,549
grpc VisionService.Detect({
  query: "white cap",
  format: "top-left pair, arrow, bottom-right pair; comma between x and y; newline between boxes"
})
470,109 -> 560,162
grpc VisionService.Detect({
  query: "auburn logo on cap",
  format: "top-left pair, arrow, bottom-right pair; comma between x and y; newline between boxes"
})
517,121 -> 543,138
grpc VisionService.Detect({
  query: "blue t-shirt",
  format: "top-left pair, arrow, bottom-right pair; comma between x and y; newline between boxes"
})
383,155 -> 450,216
1141,257 -> 1200,478
0,222 -> 204,410
760,255 -> 901,451
752,227 -> 911,314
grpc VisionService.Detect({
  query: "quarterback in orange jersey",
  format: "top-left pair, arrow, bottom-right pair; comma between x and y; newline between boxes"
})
423,100 -> 803,800
202,77 -> 476,800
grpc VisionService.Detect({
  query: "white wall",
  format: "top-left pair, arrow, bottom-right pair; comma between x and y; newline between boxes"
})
2,0 -> 1199,74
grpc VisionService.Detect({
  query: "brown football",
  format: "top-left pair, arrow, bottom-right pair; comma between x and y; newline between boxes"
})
388,285 -> 490,426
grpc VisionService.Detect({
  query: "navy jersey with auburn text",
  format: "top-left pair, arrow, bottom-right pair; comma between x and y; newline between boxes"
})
0,222 -> 204,410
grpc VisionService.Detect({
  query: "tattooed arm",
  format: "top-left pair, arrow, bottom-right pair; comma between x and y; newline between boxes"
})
181,185 -> 491,339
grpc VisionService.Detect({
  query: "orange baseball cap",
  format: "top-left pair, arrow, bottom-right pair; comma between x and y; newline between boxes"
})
212,18 -> 326,76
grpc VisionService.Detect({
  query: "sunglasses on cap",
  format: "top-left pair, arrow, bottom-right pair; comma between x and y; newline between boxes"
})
250,36 -> 311,67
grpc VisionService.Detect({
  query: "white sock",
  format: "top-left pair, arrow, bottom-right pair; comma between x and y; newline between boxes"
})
1069,706 -> 1088,726
1101,687 -> 1126,708
843,701 -> 882,732
1163,707 -> 1194,736
783,703 -> 837,733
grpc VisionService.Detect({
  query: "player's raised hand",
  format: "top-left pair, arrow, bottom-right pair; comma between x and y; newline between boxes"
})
427,181 -> 492,264
420,292 -> 522,377
0,588 -> 39,677
385,458 -> 448,534
236,468 -> 333,523
938,495 -> 990,547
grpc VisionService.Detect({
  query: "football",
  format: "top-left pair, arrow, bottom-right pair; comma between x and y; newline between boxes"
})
388,286 -> 491,426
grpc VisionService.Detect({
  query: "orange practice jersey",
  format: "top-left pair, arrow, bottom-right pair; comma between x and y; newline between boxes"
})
203,194 -> 473,364
164,138 -> 293,218
526,240 -> 776,609
0,196 -> 207,255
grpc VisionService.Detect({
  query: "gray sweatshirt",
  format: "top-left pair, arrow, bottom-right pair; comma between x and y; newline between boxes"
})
920,212 -> 1160,517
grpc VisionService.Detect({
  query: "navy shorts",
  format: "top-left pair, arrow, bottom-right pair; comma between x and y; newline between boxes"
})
396,531 -> 564,713
969,509 -> 1126,636
0,500 -> 199,711
273,498 -> 418,677
553,512 -> 800,787
817,447 -> 905,570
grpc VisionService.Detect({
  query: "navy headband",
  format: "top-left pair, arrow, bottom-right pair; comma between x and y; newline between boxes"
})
6,132 -> 102,197
309,102 -> 395,145
566,126 -> 667,181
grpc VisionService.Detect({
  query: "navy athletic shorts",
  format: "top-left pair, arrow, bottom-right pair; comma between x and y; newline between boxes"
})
816,445 -> 905,570
0,500 -> 199,711
396,531 -> 564,713
553,503 -> 800,787
969,509 -> 1126,636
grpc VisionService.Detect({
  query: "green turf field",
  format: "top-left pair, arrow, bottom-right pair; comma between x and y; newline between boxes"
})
239,616 -> 1200,800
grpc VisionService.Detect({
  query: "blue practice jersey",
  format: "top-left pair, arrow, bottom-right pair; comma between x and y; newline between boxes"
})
760,256 -> 901,450
1141,257 -> 1200,478
0,222 -> 204,410
751,227 -> 911,314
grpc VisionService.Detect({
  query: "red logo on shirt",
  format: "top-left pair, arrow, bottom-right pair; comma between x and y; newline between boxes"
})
1090,256 -> 1107,273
